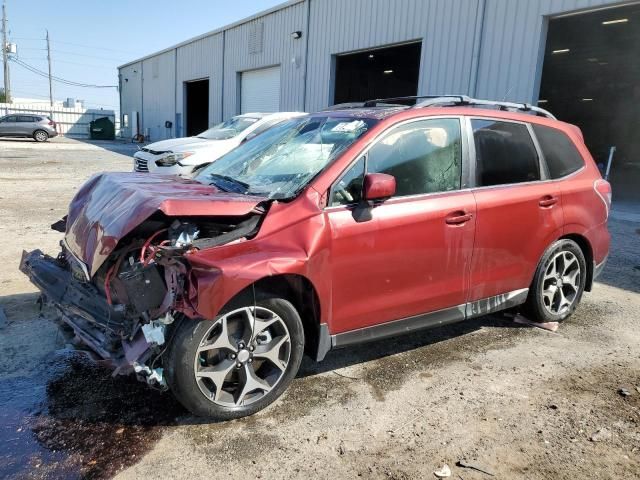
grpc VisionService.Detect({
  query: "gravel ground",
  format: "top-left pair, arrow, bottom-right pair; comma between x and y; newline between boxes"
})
0,137 -> 639,480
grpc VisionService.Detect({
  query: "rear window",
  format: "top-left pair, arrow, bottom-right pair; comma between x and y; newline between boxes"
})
532,124 -> 584,179
472,119 -> 540,187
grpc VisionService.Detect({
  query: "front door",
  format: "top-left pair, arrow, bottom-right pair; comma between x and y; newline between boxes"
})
0,115 -> 18,135
326,117 -> 476,334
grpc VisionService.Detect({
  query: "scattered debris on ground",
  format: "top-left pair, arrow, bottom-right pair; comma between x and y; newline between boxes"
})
590,428 -> 613,443
456,459 -> 495,476
508,312 -> 560,332
434,463 -> 451,478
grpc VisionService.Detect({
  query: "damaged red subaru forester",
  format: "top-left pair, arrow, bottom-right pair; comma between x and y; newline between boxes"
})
21,96 -> 610,419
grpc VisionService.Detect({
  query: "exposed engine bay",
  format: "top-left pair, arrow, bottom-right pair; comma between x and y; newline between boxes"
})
20,210 -> 264,389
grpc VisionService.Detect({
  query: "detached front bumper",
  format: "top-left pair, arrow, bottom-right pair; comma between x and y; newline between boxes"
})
19,249 -> 153,373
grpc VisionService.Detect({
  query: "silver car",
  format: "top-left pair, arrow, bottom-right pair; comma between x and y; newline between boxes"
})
0,114 -> 58,142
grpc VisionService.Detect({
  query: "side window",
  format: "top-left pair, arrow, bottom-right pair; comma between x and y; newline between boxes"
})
532,124 -> 584,179
330,156 -> 365,206
4,115 -> 17,122
472,119 -> 540,186
367,118 -> 462,197
17,115 -> 33,122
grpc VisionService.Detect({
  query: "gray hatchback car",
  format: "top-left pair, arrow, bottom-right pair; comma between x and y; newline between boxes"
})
0,114 -> 58,142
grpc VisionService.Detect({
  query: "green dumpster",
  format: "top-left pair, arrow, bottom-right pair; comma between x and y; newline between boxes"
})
89,117 -> 115,140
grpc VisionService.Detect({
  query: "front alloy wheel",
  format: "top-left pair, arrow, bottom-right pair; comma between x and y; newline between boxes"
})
166,295 -> 304,419
194,306 -> 292,407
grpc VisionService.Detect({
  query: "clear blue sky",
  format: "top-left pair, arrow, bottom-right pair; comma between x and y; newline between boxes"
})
3,0 -> 283,112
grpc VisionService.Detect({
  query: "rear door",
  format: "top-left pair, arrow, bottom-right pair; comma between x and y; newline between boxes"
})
468,117 -> 563,305
17,115 -> 37,135
326,117 -> 476,333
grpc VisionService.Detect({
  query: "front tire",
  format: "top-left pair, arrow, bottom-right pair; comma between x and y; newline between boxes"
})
523,239 -> 587,323
33,130 -> 49,142
165,295 -> 305,419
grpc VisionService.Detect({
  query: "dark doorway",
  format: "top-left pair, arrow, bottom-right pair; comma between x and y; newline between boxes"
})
333,42 -> 421,105
539,4 -> 640,201
185,79 -> 209,137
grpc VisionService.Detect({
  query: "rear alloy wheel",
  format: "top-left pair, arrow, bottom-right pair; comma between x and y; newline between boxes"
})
33,130 -> 49,142
524,239 -> 587,323
166,296 -> 304,419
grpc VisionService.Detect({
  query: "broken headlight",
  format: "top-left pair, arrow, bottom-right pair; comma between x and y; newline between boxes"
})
155,151 -> 194,167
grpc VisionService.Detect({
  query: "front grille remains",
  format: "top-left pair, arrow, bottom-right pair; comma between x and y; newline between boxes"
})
134,157 -> 149,172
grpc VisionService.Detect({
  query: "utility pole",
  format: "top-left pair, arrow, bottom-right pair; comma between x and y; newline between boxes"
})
1,0 -> 10,103
46,29 -> 53,112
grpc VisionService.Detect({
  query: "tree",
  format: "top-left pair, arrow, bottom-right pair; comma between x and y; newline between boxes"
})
0,87 -> 5,103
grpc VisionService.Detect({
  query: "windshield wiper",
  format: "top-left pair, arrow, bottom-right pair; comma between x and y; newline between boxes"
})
207,173 -> 250,193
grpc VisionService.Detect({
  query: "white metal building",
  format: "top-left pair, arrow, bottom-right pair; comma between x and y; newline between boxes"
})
118,0 -> 639,198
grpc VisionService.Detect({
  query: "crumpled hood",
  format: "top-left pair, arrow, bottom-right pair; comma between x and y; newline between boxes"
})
64,172 -> 266,277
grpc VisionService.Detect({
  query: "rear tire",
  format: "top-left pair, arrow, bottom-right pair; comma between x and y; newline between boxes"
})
165,294 -> 305,419
523,239 -> 587,323
33,130 -> 49,142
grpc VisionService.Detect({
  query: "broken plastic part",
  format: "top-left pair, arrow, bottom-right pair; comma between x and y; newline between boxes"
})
133,362 -> 167,389
141,321 -> 166,345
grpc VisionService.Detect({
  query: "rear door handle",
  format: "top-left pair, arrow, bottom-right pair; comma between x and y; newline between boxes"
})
445,211 -> 473,225
539,195 -> 558,208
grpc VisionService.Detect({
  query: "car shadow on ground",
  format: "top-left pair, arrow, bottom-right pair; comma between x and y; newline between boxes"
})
298,313 -> 520,379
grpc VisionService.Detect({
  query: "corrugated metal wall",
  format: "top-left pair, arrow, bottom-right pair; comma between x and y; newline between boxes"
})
305,0 -> 481,112
222,1 -> 307,117
142,50 -> 176,141
118,62 -> 142,138
119,0 -> 623,141
176,33 -> 224,128
475,0 -> 617,102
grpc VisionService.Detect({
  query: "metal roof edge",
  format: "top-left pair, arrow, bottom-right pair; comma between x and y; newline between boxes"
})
118,0 -> 305,69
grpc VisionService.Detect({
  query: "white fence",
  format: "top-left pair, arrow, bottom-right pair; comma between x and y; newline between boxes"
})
0,103 -> 117,138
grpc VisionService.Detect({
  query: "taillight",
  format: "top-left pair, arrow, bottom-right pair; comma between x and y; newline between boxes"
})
594,179 -> 612,218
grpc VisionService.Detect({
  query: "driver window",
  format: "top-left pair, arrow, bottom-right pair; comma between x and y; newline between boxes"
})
367,118 -> 462,197
330,156 -> 365,206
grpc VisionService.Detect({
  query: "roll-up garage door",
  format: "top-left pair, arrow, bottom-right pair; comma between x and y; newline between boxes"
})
240,66 -> 281,114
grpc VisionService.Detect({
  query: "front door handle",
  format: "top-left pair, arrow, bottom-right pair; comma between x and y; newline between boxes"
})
539,195 -> 558,208
445,211 -> 473,225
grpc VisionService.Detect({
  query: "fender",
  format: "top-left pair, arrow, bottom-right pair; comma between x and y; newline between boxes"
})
182,190 -> 334,329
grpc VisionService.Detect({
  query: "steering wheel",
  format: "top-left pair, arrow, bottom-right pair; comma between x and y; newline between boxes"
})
333,180 -> 354,204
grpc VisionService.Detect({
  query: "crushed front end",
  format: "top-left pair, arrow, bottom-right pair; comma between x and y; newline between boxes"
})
20,210 -> 264,390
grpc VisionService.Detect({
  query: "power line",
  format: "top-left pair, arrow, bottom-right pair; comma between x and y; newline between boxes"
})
49,49 -> 129,62
51,39 -> 139,55
17,56 -> 116,70
10,57 -> 118,88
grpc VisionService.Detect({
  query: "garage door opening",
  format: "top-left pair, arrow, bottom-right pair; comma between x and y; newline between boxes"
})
185,79 -> 209,137
539,4 -> 640,201
333,42 -> 421,105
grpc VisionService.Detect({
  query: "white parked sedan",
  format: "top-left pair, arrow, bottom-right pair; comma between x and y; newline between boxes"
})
133,111 -> 306,176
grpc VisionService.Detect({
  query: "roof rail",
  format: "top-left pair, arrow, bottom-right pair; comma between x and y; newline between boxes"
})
362,95 -> 439,107
412,95 -> 556,119
323,101 -> 410,111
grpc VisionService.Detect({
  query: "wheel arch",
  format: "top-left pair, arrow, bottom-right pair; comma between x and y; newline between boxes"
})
559,233 -> 594,292
218,273 -> 325,361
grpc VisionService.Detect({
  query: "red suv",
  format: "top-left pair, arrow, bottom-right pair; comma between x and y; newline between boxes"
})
21,96 -> 611,419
